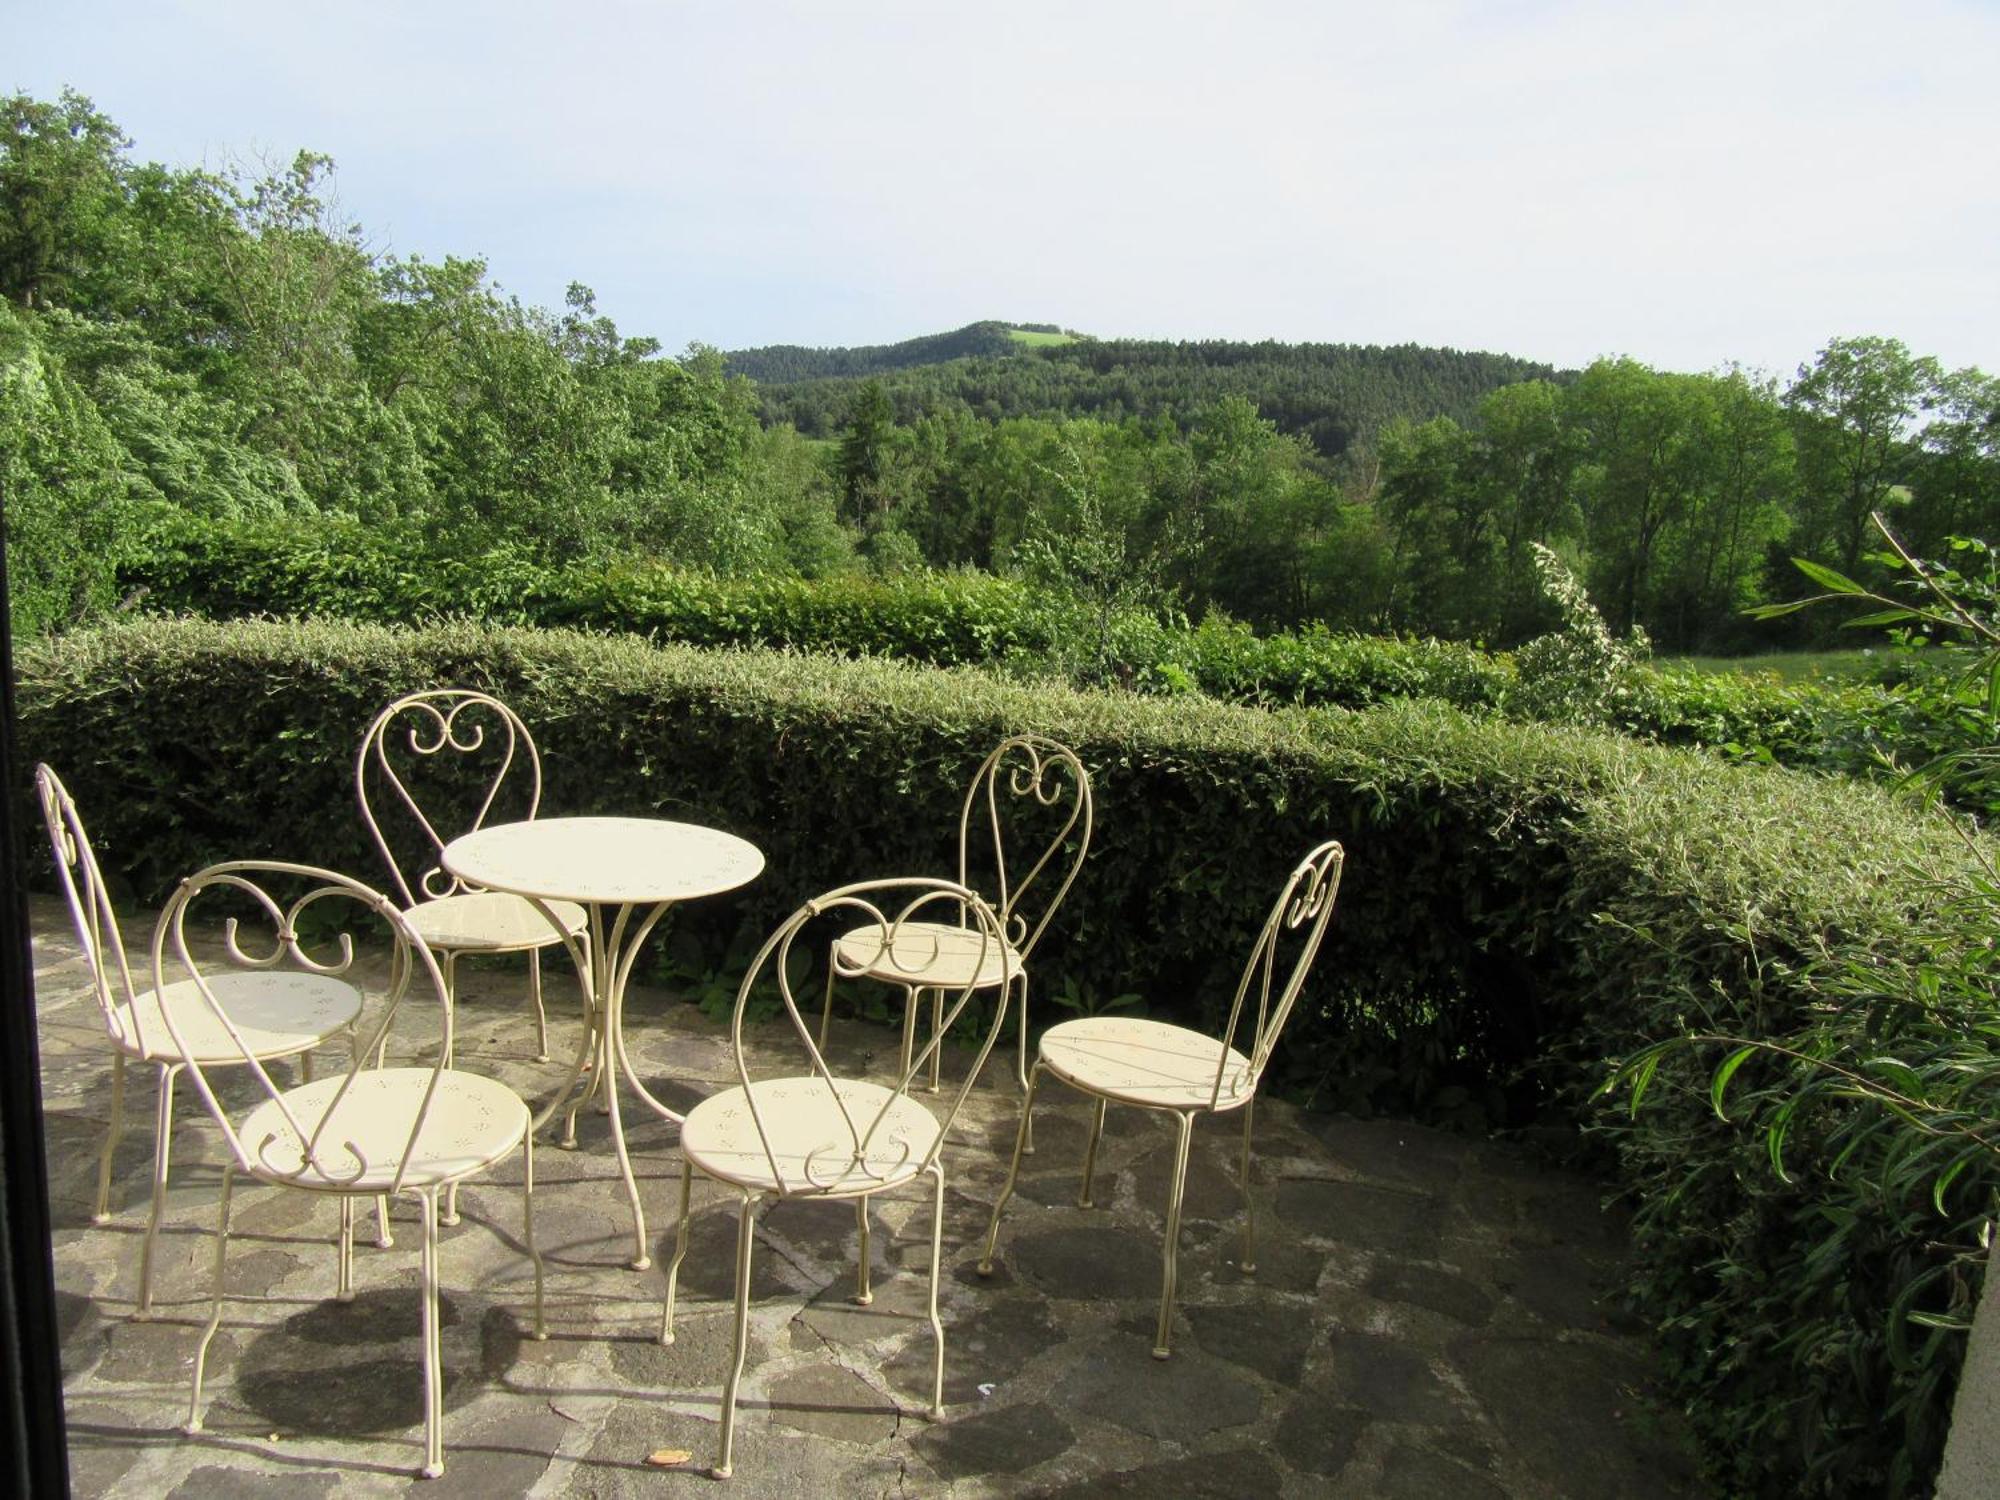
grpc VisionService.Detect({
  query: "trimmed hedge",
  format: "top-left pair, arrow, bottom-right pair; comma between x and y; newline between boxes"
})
124,514 -> 1996,813
17,616 -> 1995,1496
119,513 -> 1512,708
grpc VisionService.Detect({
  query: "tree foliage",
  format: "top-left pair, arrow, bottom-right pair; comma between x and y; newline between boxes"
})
0,91 -> 838,636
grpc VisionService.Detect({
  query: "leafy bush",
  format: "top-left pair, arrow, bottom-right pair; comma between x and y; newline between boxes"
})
1606,522 -> 2000,1494
1507,544 -> 1651,725
18,616 -> 1991,1496
1,307 -> 143,636
122,512 -> 1514,701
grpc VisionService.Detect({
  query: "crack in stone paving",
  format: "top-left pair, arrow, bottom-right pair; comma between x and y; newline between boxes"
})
793,1308 -> 910,1435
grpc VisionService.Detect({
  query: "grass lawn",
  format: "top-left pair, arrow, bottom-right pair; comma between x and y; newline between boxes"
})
1007,327 -> 1076,347
1664,648 -> 1883,681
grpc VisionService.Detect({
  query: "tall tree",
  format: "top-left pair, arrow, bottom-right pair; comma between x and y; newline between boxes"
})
1786,336 -> 1939,573
837,378 -> 898,522
1904,364 -> 2000,555
1571,359 -> 1713,638
1474,379 -> 1583,639
0,90 -> 130,313
1377,416 -> 1495,636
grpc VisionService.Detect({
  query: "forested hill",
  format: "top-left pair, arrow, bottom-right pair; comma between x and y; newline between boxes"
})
735,332 -> 1566,459
724,320 -> 1048,382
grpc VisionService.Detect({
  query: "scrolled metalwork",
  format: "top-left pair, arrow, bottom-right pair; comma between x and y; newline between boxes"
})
161,854 -> 546,1479
979,837 -> 1347,1364
253,1128 -> 369,1189
966,734 -> 1093,961
801,1131 -> 918,1192
819,734 -> 1093,1101
34,765 -> 142,1051
1218,839 -> 1347,1104
663,877 -> 1018,1477
155,859 -> 456,1197
356,689 -> 538,909
737,880 -> 1012,1193
214,878 -> 360,976
1282,840 -> 1343,931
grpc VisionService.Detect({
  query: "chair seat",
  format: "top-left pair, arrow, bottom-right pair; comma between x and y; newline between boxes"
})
681,1078 -> 942,1197
405,891 -> 586,952
115,971 -> 363,1065
834,920 -> 1020,991
241,1068 -> 530,1191
1039,1017 -> 1254,1110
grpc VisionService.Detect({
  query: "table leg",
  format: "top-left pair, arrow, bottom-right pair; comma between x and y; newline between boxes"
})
526,894 -> 695,1272
518,906 -> 600,1144
601,901 -> 692,1271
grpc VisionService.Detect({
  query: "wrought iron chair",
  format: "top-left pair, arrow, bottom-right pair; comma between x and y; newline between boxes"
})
159,859 -> 546,1480
357,688 -> 589,1069
35,764 -> 366,1319
978,839 -> 1345,1359
817,734 -> 1091,1101
661,879 -> 1014,1479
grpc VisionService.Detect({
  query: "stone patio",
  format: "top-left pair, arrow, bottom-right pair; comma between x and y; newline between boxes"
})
32,894 -> 1706,1496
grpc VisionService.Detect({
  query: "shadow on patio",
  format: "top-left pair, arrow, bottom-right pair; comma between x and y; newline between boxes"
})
33,895 -> 1702,1497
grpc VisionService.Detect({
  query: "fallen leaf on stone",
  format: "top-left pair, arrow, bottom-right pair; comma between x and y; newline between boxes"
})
646,1449 -> 695,1467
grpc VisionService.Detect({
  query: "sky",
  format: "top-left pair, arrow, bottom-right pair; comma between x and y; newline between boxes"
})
8,0 -> 1999,377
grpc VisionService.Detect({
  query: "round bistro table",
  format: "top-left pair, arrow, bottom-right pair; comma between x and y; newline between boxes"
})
443,816 -> 765,1268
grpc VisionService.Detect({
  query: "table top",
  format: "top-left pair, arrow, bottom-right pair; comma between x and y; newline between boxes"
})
441,816 -> 765,906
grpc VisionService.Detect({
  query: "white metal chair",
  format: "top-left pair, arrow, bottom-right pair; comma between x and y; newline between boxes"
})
357,688 -> 589,1068
817,734 -> 1091,1102
35,764 -> 366,1319
979,839 -> 1345,1359
661,879 -> 1015,1480
158,859 -> 546,1481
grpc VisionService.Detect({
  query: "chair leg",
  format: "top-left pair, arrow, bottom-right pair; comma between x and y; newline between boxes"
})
418,1189 -> 445,1479
441,953 -> 458,1072
1017,974 -> 1035,1155
442,1181 -> 460,1228
659,1156 -> 694,1345
376,1195 -> 395,1250
1238,1099 -> 1257,1274
1078,1097 -> 1108,1208
929,988 -> 944,1093
185,1164 -> 233,1435
1015,970 -> 1031,1093
715,1194 -> 757,1480
527,950 -> 550,1063
135,1063 -> 179,1319
523,1138 -> 547,1341
1153,1112 -> 1195,1360
854,1196 -> 873,1306
979,1062 -> 1040,1275
94,1051 -> 126,1224
338,1197 -> 356,1301
925,1164 -> 947,1417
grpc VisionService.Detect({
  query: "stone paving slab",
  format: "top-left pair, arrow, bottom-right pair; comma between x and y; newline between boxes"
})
30,895 -> 1709,1496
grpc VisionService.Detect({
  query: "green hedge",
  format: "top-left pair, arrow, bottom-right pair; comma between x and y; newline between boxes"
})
119,513 -> 1511,707
17,616 -> 1994,1496
124,514 -> 1998,815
